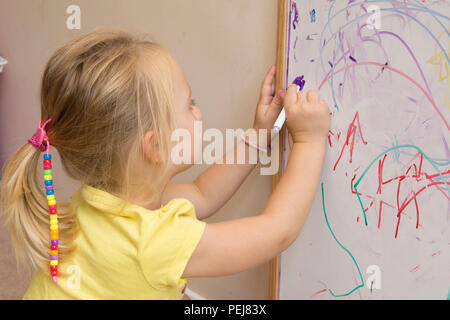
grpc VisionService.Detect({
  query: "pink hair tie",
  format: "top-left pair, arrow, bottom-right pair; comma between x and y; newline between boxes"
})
28,118 -> 52,152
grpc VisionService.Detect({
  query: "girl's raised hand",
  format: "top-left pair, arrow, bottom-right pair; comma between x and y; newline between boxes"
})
252,65 -> 286,145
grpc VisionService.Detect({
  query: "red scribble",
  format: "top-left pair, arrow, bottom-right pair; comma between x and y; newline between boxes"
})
431,250 -> 441,257
409,265 -> 421,273
351,146 -> 450,238
333,112 -> 368,171
310,288 -> 327,298
328,130 -> 334,147
354,148 -> 448,238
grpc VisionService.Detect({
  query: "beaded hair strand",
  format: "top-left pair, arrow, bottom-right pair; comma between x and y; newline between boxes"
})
27,118 -> 59,283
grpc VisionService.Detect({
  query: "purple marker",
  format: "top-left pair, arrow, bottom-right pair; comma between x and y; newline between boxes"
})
273,76 -> 305,132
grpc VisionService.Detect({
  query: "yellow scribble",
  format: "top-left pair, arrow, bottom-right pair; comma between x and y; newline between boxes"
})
427,31 -> 450,109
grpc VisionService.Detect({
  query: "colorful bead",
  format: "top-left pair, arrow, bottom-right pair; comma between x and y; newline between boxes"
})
44,152 -> 58,283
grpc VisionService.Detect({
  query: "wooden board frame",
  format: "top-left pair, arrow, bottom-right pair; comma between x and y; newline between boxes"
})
269,0 -> 289,300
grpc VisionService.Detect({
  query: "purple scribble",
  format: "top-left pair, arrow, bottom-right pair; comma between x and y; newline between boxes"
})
293,35 -> 298,62
328,61 -> 334,68
310,59 -> 315,63
349,55 -> 357,63
293,2 -> 299,30
293,75 -> 306,90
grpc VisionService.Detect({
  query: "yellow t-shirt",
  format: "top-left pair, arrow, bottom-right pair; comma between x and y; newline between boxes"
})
23,184 -> 206,300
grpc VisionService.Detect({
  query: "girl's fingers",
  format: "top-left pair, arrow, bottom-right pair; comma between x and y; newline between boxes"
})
284,84 -> 298,109
259,65 -> 276,105
298,90 -> 307,106
306,90 -> 319,103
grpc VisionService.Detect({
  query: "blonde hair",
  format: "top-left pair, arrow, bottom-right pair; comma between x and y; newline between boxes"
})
0,28 -> 177,276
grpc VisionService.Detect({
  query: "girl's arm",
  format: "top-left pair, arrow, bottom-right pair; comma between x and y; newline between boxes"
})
162,137 -> 258,220
182,141 -> 326,278
180,86 -> 330,279
162,65 -> 284,220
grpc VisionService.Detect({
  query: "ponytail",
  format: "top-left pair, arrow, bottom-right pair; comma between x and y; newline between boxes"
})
0,119 -> 78,282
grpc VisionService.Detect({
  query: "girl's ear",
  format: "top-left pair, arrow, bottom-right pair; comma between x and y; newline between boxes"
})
143,130 -> 162,163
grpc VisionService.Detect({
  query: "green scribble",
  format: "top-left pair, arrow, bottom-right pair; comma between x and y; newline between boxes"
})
447,288 -> 450,300
354,144 -> 450,226
321,183 -> 365,297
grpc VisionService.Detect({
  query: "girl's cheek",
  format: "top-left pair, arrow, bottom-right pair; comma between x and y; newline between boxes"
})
192,106 -> 202,121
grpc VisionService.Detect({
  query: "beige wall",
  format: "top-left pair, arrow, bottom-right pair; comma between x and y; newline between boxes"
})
0,0 -> 277,299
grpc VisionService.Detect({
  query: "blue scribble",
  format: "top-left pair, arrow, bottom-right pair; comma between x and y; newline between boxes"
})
310,9 -> 316,23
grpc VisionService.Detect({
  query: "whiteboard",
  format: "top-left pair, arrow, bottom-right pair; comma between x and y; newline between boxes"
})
279,0 -> 450,300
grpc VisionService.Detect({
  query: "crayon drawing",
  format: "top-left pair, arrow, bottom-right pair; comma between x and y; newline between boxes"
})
279,0 -> 450,299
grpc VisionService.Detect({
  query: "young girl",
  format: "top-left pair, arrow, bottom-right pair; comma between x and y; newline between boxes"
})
0,28 -> 330,299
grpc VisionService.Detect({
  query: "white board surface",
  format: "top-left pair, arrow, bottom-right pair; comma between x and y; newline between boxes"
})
279,0 -> 450,300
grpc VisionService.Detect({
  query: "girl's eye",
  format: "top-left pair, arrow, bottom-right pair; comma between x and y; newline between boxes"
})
190,98 -> 196,106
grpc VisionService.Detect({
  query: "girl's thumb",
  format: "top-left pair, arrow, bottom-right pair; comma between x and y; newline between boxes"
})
275,90 -> 286,104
